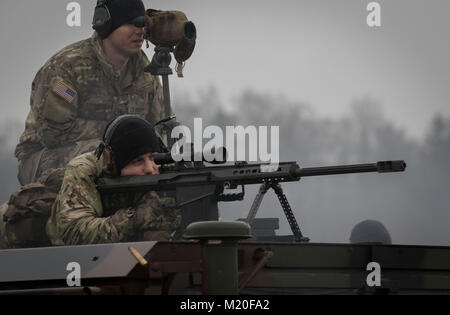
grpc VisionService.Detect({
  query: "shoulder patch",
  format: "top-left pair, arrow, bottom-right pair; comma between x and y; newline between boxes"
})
52,81 -> 77,103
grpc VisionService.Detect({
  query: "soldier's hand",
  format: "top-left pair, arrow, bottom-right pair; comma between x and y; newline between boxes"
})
134,191 -> 180,232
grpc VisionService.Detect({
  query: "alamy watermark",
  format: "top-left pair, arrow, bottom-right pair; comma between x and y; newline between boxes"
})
66,2 -> 81,27
367,2 -> 381,27
66,261 -> 81,287
65,1 -> 382,29
170,118 -> 280,166
366,261 -> 381,287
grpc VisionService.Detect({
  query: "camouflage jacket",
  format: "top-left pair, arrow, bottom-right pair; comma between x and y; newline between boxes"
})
0,203 -> 8,249
46,152 -> 180,246
15,32 -> 165,185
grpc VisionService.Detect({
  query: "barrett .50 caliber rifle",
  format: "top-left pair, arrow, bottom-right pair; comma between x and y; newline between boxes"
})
96,155 -> 406,242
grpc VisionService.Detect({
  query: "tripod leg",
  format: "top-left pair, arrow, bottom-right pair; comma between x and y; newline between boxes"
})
271,183 -> 309,242
161,74 -> 175,149
245,182 -> 270,224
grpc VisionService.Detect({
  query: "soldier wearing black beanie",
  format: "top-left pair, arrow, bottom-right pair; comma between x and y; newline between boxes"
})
15,0 -> 166,186
97,115 -> 165,173
46,115 -> 180,245
93,0 -> 146,39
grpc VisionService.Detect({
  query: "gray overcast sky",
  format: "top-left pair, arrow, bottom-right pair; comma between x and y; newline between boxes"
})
1,0 -> 449,141
0,0 -> 449,246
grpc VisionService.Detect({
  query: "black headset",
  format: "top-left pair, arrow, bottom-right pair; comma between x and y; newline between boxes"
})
95,115 -> 141,176
95,115 -> 168,176
96,115 -> 138,160
92,0 -> 112,39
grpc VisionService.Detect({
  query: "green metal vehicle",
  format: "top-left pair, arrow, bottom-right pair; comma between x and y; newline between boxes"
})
3,158 -> 448,295
1,221 -> 450,295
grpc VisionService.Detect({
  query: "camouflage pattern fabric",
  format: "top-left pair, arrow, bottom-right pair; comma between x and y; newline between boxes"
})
46,152 -> 180,245
3,183 -> 56,248
0,203 -> 8,249
15,32 -> 165,186
0,168 -> 66,249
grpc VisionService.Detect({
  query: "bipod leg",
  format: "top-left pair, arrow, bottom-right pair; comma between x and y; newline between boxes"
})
271,183 -> 309,242
245,182 -> 271,225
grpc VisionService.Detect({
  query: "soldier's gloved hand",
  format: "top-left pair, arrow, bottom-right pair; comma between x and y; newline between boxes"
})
133,191 -> 180,232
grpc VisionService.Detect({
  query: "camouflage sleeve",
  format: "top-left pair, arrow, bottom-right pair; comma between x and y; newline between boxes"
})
51,154 -> 131,245
14,110 -> 43,161
134,191 -> 180,232
33,64 -> 79,149
51,153 -> 180,245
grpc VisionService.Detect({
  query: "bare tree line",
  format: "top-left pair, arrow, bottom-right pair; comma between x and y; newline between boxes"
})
0,88 -> 449,245
173,88 -> 450,245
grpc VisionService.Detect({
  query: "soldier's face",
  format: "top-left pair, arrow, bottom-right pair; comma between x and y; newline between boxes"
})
107,24 -> 145,56
121,152 -> 160,176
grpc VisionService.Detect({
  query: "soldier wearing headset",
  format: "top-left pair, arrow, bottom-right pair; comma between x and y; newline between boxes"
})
14,0 -> 165,187
46,115 -> 181,245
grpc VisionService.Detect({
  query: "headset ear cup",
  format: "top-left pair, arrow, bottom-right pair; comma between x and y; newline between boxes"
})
92,4 -> 111,38
159,138 -> 168,153
101,147 -> 120,177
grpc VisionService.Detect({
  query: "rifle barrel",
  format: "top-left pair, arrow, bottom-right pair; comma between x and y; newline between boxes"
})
296,160 -> 406,177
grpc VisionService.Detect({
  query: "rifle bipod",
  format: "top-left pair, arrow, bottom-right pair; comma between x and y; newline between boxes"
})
245,182 -> 309,242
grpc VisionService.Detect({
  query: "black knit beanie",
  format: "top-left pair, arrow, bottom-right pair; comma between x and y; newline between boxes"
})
104,115 -> 161,170
101,0 -> 145,39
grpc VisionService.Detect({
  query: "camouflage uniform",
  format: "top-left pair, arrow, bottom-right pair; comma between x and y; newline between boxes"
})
15,32 -> 165,185
0,203 -> 8,249
46,151 -> 180,245
1,168 -> 64,248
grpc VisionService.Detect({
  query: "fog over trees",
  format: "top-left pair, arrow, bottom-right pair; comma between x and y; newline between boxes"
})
173,88 -> 450,246
1,88 -> 449,245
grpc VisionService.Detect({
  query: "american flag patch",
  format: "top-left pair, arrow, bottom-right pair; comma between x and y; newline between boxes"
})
52,81 -> 76,103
